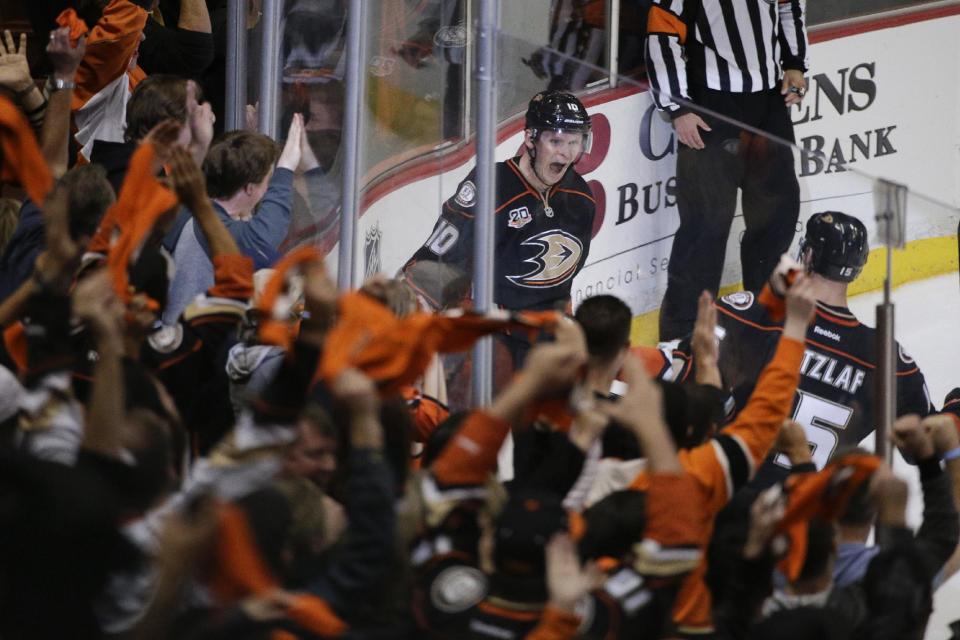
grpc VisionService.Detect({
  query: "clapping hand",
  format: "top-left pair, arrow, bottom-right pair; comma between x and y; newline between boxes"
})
277,113 -> 305,171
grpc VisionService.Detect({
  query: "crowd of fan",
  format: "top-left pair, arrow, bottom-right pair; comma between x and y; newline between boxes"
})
1,2 -> 960,639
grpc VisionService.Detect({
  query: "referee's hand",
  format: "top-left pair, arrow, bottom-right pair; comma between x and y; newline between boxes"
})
781,69 -> 807,106
673,112 -> 712,150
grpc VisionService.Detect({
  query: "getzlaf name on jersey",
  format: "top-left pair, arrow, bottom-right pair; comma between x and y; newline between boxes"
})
402,157 -> 596,311
682,290 -> 934,479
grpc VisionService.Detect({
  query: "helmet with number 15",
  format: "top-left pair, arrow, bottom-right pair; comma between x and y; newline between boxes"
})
799,211 -> 869,283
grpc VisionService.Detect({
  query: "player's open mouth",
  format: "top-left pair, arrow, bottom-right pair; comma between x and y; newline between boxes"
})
549,162 -> 565,174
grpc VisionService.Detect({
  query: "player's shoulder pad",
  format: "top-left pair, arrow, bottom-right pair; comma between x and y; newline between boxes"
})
449,168 -> 483,211
451,180 -> 477,210
558,169 -> 595,203
718,290 -> 757,312
560,165 -> 591,188
429,564 -> 488,614
715,290 -> 777,328
182,296 -> 248,324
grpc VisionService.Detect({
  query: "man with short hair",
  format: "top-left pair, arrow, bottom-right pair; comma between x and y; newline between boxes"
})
574,294 -> 632,395
561,294 -> 636,509
162,115 -> 306,323
833,414 -> 960,589
735,417 -> 959,640
284,404 -> 340,492
0,164 -> 114,299
90,74 -> 215,192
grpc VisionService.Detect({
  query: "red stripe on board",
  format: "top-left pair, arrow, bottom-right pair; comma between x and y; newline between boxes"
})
809,2 -> 960,43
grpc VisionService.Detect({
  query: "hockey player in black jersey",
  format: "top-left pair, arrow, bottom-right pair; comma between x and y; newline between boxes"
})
661,211 -> 934,480
402,90 -> 597,315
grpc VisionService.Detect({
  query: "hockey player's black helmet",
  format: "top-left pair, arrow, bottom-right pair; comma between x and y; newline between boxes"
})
799,211 -> 869,283
525,90 -> 592,138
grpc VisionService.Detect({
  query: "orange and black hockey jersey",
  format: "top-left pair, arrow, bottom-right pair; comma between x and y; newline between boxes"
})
705,289 -> 933,476
402,158 -> 596,311
640,287 -> 935,475
629,331 -> 805,634
412,472 -> 704,640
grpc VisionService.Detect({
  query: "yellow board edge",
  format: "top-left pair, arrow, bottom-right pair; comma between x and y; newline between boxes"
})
629,235 -> 959,346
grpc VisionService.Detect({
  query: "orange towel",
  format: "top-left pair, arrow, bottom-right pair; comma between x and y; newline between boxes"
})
256,245 -> 323,350
211,503 -> 348,637
775,453 -> 880,581
103,142 -> 177,305
55,8 -> 90,44
317,291 -> 558,394
0,96 -> 53,206
2,323 -> 27,373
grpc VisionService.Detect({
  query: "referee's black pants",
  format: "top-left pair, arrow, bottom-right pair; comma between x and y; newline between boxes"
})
659,86 -> 800,341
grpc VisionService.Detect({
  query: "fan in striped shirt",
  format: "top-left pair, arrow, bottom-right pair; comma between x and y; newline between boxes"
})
647,0 -> 811,345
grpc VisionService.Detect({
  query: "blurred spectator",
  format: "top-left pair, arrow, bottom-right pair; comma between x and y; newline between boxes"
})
90,73 -> 215,192
137,0 -> 215,79
392,0 -> 465,139
525,0 -> 649,90
0,198 -> 18,254
72,0 -> 154,162
0,25 -> 93,300
0,164 -> 113,300
0,30 -> 47,132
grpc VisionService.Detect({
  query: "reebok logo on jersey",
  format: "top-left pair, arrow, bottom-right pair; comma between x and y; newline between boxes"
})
813,325 -> 841,342
507,206 -> 532,229
507,229 -> 584,289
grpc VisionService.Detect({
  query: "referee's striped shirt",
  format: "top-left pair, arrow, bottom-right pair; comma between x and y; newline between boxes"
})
646,0 -> 809,116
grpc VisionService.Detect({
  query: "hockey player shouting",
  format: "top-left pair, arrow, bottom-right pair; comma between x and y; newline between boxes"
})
402,90 -> 596,367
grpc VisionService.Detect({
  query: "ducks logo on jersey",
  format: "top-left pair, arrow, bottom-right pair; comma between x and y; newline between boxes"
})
507,229 -> 584,288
